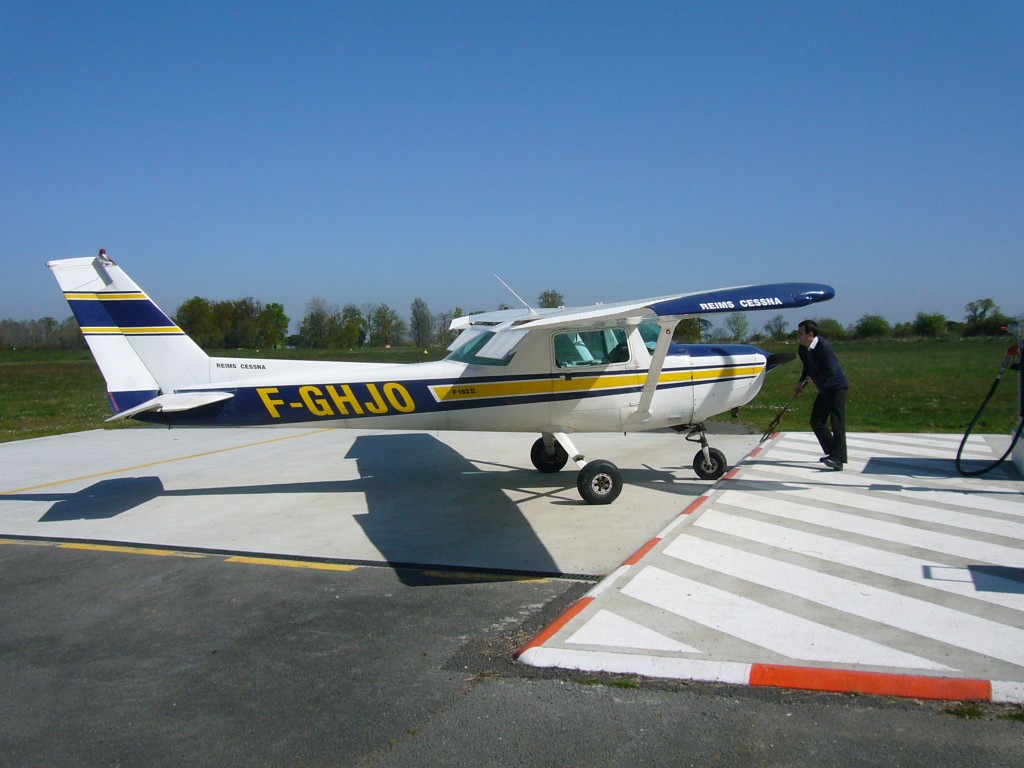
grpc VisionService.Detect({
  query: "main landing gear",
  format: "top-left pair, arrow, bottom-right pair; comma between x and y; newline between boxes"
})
531,433 -> 623,505
531,423 -> 729,505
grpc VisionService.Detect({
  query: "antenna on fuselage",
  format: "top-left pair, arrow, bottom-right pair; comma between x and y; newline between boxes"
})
494,275 -> 538,315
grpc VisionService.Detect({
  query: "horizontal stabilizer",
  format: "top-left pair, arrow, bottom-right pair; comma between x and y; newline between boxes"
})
106,391 -> 234,422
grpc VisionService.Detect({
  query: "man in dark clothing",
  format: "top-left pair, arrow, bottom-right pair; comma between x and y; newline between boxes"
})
794,319 -> 849,470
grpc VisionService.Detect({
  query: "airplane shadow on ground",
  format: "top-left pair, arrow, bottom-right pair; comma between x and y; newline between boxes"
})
862,455 -> 1022,481
5,433 -> 702,583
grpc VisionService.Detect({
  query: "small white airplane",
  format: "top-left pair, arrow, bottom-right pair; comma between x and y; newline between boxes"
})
48,251 -> 834,504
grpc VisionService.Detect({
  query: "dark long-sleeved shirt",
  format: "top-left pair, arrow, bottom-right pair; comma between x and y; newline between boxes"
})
798,336 -> 849,392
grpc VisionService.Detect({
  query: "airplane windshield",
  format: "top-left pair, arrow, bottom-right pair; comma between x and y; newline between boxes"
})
445,331 -> 515,366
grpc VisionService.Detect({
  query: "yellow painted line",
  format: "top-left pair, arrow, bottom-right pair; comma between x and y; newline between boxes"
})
64,292 -> 148,300
58,542 -> 205,558
225,556 -> 358,572
0,428 -> 334,496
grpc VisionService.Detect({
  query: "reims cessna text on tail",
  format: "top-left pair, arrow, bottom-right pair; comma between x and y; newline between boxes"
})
48,250 -> 834,504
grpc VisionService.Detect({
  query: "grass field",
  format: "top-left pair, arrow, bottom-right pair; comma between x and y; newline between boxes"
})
1,339 -> 1021,444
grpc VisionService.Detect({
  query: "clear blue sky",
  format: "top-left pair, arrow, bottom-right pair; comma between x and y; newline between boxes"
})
3,1 -> 1022,333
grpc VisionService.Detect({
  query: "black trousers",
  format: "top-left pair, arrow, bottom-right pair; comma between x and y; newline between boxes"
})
810,387 -> 848,463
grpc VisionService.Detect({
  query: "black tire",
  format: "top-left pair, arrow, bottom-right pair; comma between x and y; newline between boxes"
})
576,460 -> 622,505
692,447 -> 727,480
531,437 -> 569,473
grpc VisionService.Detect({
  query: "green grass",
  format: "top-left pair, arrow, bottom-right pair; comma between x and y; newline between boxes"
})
1,339 -> 1020,444
745,338 -> 1021,435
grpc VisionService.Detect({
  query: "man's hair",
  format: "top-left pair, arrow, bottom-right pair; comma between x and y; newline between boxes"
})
798,319 -> 819,336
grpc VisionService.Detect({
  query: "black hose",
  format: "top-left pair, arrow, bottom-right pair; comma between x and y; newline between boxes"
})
956,351 -> 1024,477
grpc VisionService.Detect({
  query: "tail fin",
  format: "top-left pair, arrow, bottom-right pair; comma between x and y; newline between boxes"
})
48,251 -> 211,413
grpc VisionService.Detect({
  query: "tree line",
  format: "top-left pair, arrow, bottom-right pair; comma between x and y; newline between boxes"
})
708,298 -> 1017,343
2,294 -> 1016,351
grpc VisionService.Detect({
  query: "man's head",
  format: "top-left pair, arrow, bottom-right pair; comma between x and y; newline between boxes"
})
797,319 -> 819,346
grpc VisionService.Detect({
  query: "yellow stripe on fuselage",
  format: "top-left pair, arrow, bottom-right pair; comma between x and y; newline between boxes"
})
431,364 -> 763,404
691,364 -> 765,381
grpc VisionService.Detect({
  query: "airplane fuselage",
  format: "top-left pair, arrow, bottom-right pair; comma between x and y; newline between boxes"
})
140,323 -> 770,435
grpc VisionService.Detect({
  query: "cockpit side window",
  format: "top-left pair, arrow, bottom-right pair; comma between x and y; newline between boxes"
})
554,328 -> 629,368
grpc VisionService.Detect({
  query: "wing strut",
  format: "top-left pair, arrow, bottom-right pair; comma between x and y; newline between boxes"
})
632,319 -> 678,420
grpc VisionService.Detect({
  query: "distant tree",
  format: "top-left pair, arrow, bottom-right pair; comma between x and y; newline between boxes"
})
339,304 -> 366,348
368,303 -> 405,347
255,302 -> 289,348
0,316 -> 83,349
435,307 -> 463,348
409,298 -> 435,347
723,312 -> 749,341
226,297 -> 264,348
913,312 -> 947,339
175,297 -> 218,347
965,298 -> 997,325
56,317 -> 84,349
763,314 -> 788,341
299,297 -> 338,349
893,321 -> 915,338
851,314 -> 892,339
673,318 -> 712,343
538,290 -> 564,309
815,318 -> 847,341
964,298 -> 1011,336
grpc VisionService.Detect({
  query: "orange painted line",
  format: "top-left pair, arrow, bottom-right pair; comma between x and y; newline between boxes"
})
681,496 -> 708,516
748,446 -> 763,458
750,664 -> 992,701
724,467 -> 742,480
514,596 -> 595,658
624,538 -> 661,566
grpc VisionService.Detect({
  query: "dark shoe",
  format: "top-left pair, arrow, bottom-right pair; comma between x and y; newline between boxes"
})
819,455 -> 832,464
823,457 -> 843,471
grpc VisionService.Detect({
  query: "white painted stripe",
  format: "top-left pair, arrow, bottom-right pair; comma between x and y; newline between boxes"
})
743,459 -> 1012,494
695,512 -> 1024,611
621,565 -> 952,670
784,485 -> 1024,539
664,537 -> 1024,668
779,432 -> 995,454
518,646 -> 753,685
566,609 -> 703,653
587,565 -> 630,598
769,442 -> 993,462
992,680 -> 1024,703
718,490 -> 1024,565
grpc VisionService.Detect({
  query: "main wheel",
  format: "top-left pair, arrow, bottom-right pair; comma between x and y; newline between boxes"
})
692,447 -> 727,480
576,460 -> 623,505
531,437 -> 569,473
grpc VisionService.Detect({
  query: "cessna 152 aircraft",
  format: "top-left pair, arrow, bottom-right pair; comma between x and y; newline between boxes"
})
48,251 -> 835,504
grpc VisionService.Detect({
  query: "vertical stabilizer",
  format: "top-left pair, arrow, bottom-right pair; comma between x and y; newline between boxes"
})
48,252 -> 211,412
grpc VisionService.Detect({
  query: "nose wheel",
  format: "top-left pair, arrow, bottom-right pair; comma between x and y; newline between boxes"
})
692,446 -> 727,480
683,423 -> 729,481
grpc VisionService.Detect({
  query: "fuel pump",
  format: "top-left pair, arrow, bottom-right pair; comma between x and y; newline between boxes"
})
956,318 -> 1024,477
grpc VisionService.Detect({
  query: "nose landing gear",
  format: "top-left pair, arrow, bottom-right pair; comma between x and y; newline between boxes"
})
682,423 -> 728,481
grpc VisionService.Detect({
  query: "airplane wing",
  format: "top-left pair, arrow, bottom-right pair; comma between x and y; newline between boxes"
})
456,282 -> 835,331
453,282 -> 834,362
